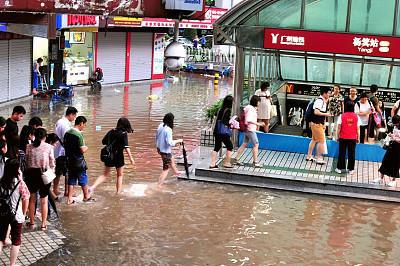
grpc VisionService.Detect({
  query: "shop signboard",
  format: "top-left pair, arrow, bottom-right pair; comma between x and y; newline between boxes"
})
59,14 -> 99,29
106,7 -> 227,29
152,33 -> 165,79
286,82 -> 400,104
264,28 -> 400,59
0,0 -> 205,19
164,0 -> 203,12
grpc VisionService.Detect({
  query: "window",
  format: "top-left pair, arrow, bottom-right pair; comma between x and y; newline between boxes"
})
362,64 -> 390,87
334,61 -> 362,85
258,0 -> 302,28
304,0 -> 347,32
280,55 -> 305,80
307,58 -> 333,83
389,66 -> 400,88
350,0 -> 395,35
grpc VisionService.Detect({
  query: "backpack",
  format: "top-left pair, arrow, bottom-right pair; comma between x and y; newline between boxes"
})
238,107 -> 248,132
304,98 -> 316,122
100,130 -> 124,163
0,181 -> 21,224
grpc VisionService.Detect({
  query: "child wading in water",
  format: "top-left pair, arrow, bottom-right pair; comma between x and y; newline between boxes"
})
156,113 -> 183,188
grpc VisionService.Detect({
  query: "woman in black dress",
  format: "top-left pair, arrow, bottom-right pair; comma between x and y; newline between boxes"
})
377,115 -> 400,187
90,117 -> 135,194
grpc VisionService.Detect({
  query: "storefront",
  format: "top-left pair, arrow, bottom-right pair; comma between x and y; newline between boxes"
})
57,14 -> 98,85
95,17 -> 167,84
0,32 -> 32,103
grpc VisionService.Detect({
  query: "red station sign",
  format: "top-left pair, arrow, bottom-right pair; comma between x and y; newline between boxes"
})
264,28 -> 400,59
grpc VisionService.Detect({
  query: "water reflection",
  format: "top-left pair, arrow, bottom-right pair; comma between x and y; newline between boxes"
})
2,75 -> 400,265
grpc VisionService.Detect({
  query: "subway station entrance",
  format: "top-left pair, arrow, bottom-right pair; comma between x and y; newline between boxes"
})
214,0 -> 400,129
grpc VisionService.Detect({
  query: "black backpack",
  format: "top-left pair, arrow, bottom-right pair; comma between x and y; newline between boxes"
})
100,130 -> 125,163
304,98 -> 316,122
0,181 -> 21,224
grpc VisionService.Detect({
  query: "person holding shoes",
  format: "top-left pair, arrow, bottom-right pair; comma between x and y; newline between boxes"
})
210,95 -> 234,169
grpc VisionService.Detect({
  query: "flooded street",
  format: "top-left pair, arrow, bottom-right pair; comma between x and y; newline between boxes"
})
3,75 -> 400,265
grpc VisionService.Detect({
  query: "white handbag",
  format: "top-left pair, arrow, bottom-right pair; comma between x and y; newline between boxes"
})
271,105 -> 278,117
42,169 -> 56,185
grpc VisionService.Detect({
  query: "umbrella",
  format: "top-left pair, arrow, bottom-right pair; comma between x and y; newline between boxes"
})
182,142 -> 190,178
48,191 -> 59,218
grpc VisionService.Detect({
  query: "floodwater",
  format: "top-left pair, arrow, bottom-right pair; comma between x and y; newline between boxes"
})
3,75 -> 400,265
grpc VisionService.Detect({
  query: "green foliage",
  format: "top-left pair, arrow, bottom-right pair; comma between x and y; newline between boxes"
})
183,28 -> 197,40
206,0 -> 215,6
204,98 -> 223,122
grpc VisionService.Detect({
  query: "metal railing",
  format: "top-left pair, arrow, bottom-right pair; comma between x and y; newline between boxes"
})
185,48 -> 235,64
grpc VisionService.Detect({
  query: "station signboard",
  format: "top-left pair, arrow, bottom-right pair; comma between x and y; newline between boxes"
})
264,28 -> 400,59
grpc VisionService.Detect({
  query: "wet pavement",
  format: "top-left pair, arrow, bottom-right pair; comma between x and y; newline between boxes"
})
1,74 -> 400,265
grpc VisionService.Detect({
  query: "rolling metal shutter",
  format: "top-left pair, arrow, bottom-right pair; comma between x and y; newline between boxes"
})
0,41 -> 9,103
97,32 -> 126,84
130,32 -> 152,81
9,39 -> 31,100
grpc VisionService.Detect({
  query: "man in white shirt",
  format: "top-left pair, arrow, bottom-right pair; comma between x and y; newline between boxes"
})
354,93 -> 372,144
306,87 -> 332,165
53,107 -> 78,197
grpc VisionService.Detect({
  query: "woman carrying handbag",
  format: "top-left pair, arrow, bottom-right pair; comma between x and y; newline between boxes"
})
25,128 -> 55,230
210,95 -> 234,169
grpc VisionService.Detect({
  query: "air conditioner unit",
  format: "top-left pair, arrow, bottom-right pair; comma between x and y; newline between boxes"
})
164,0 -> 203,12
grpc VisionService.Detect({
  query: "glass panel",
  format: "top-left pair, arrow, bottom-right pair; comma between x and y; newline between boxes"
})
307,58 -> 333,83
244,15 -> 257,26
350,0 -> 395,35
334,61 -> 362,85
362,64 -> 390,87
389,66 -> 400,88
258,0 -> 301,28
304,0 -> 347,31
280,55 -> 305,80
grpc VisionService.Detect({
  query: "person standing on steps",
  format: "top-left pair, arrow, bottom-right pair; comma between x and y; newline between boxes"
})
90,117 -> 135,195
327,85 -> 344,140
254,82 -> 272,133
233,95 -> 265,168
53,107 -> 78,198
375,115 -> 400,187
64,116 -> 92,204
156,113 -> 183,188
306,87 -> 332,165
335,101 -> 360,175
209,95 -> 234,169
354,93 -> 372,144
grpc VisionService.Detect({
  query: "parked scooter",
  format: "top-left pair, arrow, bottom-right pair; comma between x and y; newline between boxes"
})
89,67 -> 103,92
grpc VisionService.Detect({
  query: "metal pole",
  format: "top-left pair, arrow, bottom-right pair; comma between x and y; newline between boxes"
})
174,20 -> 179,41
232,46 -> 244,148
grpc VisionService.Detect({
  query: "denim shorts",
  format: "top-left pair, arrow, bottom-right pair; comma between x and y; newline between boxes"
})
68,171 -> 88,186
244,131 -> 259,145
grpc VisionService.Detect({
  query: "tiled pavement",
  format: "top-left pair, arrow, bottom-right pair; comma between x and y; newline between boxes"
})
0,225 -> 65,265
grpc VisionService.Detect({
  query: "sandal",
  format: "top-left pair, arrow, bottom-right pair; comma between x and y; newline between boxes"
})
316,160 -> 326,165
305,157 -> 315,162
26,222 -> 35,230
67,200 -> 76,205
223,164 -> 234,168
83,197 -> 96,202
41,225 -> 47,231
209,165 -> 219,169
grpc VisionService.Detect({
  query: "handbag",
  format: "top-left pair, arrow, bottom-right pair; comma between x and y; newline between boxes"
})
41,169 -> 56,185
382,136 -> 393,150
216,109 -> 232,136
271,105 -> 277,117
100,130 -> 124,163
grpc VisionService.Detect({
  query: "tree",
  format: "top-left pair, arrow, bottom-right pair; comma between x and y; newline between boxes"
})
206,0 -> 215,6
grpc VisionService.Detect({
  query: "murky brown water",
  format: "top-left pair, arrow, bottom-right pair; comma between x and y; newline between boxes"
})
2,74 -> 400,265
